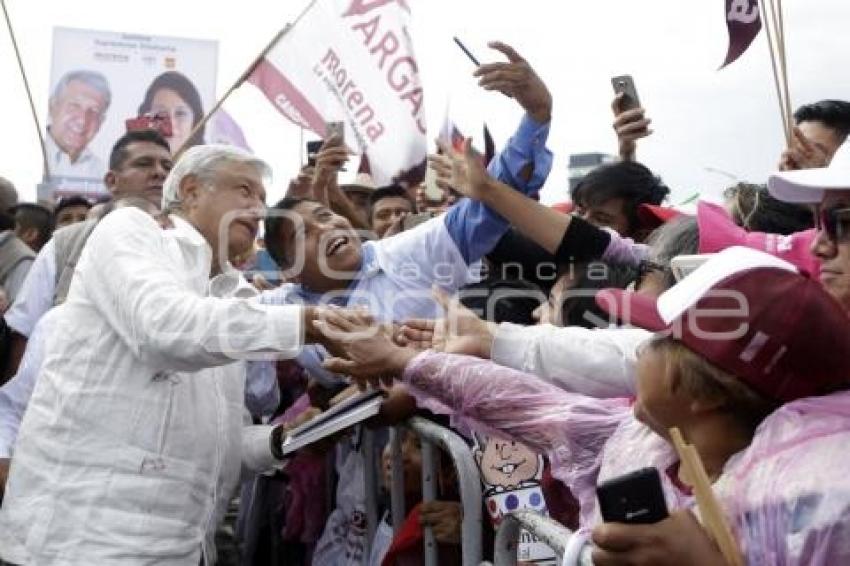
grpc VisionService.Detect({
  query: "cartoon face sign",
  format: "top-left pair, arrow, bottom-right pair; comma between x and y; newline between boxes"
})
474,436 -> 542,490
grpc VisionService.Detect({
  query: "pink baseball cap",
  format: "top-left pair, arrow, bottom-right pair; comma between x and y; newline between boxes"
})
596,246 -> 850,402
697,201 -> 819,275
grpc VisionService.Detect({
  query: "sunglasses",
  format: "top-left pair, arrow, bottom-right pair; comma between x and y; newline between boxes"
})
816,205 -> 850,243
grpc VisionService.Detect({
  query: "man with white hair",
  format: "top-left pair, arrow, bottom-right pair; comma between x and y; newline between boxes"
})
0,145 -> 338,565
46,69 -> 111,179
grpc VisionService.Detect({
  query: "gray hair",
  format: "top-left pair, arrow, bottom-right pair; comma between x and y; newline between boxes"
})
51,70 -> 112,111
645,216 -> 699,289
0,176 -> 18,213
161,144 -> 272,210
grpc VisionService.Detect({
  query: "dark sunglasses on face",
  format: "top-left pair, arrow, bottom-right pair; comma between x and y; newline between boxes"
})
816,206 -> 850,243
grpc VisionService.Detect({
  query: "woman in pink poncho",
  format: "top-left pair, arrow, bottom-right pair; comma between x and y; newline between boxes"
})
318,247 -> 850,565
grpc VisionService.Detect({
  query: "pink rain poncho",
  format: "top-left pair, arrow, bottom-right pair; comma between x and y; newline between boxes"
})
402,350 -> 850,565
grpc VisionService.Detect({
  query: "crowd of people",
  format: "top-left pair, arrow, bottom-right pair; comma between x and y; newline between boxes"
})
1,39 -> 850,566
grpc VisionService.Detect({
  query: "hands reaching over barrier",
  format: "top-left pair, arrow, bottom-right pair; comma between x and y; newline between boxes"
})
315,307 -> 417,389
612,92 -> 652,162
474,41 -> 552,124
399,287 -> 497,359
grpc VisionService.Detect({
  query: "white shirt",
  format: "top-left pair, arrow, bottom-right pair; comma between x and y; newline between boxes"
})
491,323 -> 650,398
0,307 -> 281,461
3,237 -> 56,337
45,129 -> 105,181
0,307 -> 57,459
0,208 -> 304,565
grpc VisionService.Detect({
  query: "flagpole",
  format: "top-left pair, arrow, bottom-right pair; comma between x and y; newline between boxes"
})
773,0 -> 793,141
1,0 -> 50,180
759,0 -> 791,145
173,0 -> 321,159
173,24 -> 291,159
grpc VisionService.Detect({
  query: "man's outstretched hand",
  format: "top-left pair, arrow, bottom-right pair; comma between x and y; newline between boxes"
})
474,41 -> 552,124
315,308 -> 418,389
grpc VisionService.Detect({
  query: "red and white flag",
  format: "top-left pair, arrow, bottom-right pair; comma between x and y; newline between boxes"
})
248,0 -> 427,185
721,0 -> 762,68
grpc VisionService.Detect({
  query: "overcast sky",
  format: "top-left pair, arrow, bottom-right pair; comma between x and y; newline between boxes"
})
2,0 -> 849,205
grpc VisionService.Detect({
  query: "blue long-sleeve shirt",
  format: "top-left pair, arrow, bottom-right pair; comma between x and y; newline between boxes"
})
257,113 -> 552,385
444,114 -> 552,263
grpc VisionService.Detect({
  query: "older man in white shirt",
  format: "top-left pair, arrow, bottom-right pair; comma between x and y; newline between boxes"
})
45,70 -> 112,180
0,145 -> 334,565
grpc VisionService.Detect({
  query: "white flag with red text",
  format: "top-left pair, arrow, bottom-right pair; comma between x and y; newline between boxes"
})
249,0 -> 427,185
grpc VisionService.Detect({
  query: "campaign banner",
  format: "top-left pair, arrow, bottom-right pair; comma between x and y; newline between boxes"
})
721,0 -> 762,68
46,27 -> 219,198
249,0 -> 427,186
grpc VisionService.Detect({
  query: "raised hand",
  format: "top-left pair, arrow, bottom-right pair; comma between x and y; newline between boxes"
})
612,92 -> 653,162
428,138 -> 490,202
779,126 -> 831,171
312,135 -> 350,204
286,165 -> 315,199
474,41 -> 552,124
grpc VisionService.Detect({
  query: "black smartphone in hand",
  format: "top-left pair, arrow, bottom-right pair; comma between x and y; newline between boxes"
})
306,140 -> 323,167
612,75 -> 641,112
597,467 -> 669,524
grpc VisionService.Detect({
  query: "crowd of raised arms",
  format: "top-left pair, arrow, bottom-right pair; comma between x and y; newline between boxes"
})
1,40 -> 850,566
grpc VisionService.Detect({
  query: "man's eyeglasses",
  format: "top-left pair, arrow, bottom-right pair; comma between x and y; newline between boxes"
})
816,205 -> 850,243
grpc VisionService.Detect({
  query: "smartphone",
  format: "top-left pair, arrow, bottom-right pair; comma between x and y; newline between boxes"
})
612,75 -> 641,111
670,254 -> 715,282
326,121 -> 345,143
306,140 -> 323,167
597,467 -> 669,525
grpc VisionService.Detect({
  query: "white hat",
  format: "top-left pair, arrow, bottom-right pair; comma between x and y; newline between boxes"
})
767,140 -> 850,203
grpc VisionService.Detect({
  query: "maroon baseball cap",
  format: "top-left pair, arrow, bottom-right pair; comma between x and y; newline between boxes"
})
596,247 -> 850,402
637,203 -> 684,232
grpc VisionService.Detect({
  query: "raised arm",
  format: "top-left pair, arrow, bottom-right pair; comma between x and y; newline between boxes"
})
309,137 -> 370,230
433,139 -> 649,267
441,41 -> 554,264
612,92 -> 652,162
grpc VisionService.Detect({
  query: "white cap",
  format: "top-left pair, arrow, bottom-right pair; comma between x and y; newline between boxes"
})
767,140 -> 850,203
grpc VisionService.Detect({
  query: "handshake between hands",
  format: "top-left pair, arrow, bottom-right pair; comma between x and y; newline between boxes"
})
306,287 -> 498,390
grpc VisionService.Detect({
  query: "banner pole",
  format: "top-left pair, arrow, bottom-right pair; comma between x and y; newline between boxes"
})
773,0 -> 793,141
759,0 -> 791,145
1,0 -> 50,181
173,24 -> 291,159
173,0 -> 321,159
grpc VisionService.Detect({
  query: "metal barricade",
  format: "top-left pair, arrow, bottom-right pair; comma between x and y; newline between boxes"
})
493,510 -> 593,566
385,417 -> 484,566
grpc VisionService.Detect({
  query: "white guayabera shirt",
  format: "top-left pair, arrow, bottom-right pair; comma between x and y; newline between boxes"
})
0,208 -> 304,566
